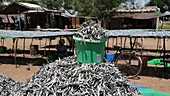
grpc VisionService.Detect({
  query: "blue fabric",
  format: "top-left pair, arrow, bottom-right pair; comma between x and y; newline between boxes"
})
131,84 -> 170,96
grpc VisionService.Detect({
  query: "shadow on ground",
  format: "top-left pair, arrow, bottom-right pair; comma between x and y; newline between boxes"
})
138,66 -> 170,79
0,55 -> 47,66
0,49 -> 75,67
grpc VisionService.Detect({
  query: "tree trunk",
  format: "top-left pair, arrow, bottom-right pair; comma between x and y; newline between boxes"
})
101,18 -> 106,29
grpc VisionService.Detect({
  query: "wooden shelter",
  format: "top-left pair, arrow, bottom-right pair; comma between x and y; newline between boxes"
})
0,2 -> 47,30
103,6 -> 165,29
24,9 -> 64,30
0,2 -> 64,30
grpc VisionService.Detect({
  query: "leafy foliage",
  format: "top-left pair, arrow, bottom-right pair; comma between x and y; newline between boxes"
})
72,0 -> 126,19
147,0 -> 170,12
0,0 -> 127,20
38,0 -> 63,9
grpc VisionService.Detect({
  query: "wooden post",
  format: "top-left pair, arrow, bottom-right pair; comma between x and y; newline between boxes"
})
141,57 -> 148,68
106,37 -> 110,53
156,17 -> 159,31
6,14 -> 10,30
18,9 -> 22,31
44,38 -> 47,55
23,38 -> 25,58
14,38 -> 18,68
124,37 -> 127,48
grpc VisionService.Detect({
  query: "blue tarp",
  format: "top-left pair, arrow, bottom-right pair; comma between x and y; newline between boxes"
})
131,84 -> 170,96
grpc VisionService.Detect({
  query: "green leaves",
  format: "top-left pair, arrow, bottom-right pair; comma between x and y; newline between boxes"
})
72,0 -> 126,19
147,0 -> 170,12
0,0 -> 128,20
38,0 -> 63,9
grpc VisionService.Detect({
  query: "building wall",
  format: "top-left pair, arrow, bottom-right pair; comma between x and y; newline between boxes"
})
71,17 -> 85,29
103,18 -> 157,29
27,13 -> 47,29
104,18 -> 126,29
54,15 -> 71,29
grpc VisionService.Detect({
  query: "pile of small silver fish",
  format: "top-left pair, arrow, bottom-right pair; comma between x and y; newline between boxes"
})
75,20 -> 107,40
0,74 -> 24,96
0,56 -> 141,96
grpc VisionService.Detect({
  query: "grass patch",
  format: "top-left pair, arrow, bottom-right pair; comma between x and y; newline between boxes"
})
160,21 -> 170,29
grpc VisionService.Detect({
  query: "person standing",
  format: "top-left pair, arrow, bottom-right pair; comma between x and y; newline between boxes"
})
20,18 -> 24,31
0,17 -> 4,29
10,16 -> 16,30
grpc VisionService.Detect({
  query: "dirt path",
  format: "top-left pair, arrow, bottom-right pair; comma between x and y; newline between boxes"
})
0,64 -> 40,82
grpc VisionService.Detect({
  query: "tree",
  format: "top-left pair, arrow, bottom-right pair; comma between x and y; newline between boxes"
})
72,0 -> 127,19
72,0 -> 127,28
147,0 -> 170,12
62,0 -> 74,9
0,1 -> 9,10
38,0 -> 63,9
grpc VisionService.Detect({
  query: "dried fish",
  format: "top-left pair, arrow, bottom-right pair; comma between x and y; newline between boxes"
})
0,56 -> 141,96
75,20 -> 107,40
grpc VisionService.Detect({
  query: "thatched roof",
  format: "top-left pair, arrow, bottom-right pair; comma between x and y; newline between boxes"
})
112,13 -> 165,19
112,6 -> 165,19
113,6 -> 159,13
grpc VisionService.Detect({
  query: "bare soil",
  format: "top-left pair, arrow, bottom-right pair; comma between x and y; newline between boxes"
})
0,38 -> 170,94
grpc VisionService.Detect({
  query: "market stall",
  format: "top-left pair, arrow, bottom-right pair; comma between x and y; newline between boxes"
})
106,29 -> 170,71
0,29 -> 76,67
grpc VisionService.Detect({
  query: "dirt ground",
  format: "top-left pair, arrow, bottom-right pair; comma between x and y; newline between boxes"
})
0,38 -> 170,94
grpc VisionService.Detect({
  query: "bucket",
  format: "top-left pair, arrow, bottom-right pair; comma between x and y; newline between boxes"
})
141,57 -> 148,68
73,36 -> 107,63
0,46 -> 7,53
30,45 -> 39,56
106,53 -> 115,62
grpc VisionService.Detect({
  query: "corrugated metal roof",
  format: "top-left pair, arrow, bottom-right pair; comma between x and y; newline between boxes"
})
23,9 -> 64,14
0,2 -> 46,14
60,8 -> 78,17
18,2 -> 44,10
